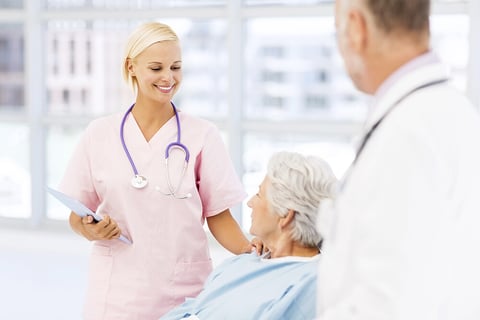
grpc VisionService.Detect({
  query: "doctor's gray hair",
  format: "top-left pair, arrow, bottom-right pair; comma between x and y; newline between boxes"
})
122,22 -> 179,91
364,0 -> 430,35
265,151 -> 338,248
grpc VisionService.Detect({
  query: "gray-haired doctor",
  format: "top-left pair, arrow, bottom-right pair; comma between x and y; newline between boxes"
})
317,1 -> 480,320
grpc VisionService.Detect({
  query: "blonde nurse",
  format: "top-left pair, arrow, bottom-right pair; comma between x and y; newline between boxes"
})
59,22 -> 258,319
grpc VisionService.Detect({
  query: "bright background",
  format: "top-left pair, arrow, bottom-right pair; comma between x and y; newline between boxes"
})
0,0 -> 479,319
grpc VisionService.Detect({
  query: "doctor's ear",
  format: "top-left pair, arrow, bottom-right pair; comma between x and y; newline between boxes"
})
346,9 -> 368,53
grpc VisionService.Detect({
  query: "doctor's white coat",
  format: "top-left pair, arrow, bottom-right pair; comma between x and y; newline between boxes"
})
317,54 -> 480,320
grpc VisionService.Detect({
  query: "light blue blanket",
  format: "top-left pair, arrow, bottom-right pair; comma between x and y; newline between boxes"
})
161,252 -> 319,319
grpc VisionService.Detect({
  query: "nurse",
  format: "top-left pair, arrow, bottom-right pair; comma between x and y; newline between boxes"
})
60,22 -> 257,319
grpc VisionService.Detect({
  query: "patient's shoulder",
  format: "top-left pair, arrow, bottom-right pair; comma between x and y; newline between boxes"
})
216,253 -> 258,269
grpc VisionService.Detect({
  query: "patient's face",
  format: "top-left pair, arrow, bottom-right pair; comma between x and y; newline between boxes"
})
247,176 -> 280,241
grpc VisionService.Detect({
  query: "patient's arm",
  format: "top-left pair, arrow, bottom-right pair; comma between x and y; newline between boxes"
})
159,296 -> 197,320
252,272 -> 317,319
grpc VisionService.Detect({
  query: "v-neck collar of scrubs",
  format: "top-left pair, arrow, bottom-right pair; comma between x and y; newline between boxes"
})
126,110 -> 178,146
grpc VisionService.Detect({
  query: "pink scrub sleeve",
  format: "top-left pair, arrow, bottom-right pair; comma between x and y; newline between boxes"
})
59,123 -> 100,211
195,126 -> 246,217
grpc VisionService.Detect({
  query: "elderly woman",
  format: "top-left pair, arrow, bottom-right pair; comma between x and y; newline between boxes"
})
161,151 -> 338,320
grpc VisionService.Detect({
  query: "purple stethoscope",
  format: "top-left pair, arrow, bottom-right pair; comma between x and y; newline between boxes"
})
120,101 -> 192,199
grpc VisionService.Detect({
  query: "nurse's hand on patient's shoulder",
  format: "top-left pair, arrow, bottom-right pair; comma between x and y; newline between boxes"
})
250,237 -> 265,256
238,237 -> 263,255
81,215 -> 121,241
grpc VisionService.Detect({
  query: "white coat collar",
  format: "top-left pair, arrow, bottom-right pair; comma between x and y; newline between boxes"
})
362,52 -> 451,136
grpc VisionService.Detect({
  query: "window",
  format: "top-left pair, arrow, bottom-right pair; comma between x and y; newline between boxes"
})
244,0 -> 333,6
0,24 -> 24,111
0,124 -> 30,218
262,70 -> 285,82
0,0 -> 23,9
0,0 -> 476,228
262,46 -> 284,58
44,0 -> 226,9
244,17 -> 365,121
69,39 -> 75,75
62,89 -> 69,105
430,14 -> 470,92
46,125 -> 84,220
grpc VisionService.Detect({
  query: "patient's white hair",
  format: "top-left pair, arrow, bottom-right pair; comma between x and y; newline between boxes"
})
266,151 -> 338,248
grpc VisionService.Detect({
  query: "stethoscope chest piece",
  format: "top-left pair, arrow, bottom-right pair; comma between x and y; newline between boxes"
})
131,174 -> 148,189
121,101 -> 190,197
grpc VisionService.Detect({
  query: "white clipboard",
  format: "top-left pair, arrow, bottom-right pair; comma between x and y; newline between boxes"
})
47,186 -> 132,245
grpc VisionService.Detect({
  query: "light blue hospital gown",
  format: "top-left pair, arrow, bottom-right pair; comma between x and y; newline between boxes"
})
160,252 -> 320,319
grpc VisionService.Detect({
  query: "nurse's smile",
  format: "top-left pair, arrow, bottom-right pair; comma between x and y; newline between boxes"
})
155,83 -> 175,93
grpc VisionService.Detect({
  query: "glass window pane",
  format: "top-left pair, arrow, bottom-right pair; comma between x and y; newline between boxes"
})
46,125 -> 85,220
243,0 -> 465,6
176,20 -> 228,118
44,0 -> 225,9
0,24 -> 24,113
45,19 -> 227,118
244,17 -> 368,122
0,123 -> 30,218
45,20 -> 134,117
242,132 -> 355,230
244,0 -> 333,6
430,14 -> 469,92
0,0 -> 23,8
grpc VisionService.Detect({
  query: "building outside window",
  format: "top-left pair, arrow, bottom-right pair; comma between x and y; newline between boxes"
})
0,0 -> 476,230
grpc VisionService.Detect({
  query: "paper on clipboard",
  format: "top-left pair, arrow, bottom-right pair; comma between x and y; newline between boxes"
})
47,186 -> 132,245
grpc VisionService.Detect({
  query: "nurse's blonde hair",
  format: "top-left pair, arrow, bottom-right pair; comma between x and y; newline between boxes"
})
122,22 -> 179,92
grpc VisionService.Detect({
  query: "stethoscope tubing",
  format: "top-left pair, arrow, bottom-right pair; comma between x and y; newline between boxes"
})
166,103 -> 190,162
120,101 -> 191,198
120,103 -> 140,176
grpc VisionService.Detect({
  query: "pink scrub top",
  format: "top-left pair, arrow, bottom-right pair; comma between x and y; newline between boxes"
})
59,110 -> 246,319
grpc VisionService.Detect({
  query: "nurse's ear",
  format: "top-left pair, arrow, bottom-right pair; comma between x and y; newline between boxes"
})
126,58 -> 136,76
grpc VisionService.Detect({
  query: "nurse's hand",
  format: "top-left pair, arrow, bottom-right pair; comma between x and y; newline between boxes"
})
69,211 -> 121,242
83,215 -> 121,241
250,237 -> 266,256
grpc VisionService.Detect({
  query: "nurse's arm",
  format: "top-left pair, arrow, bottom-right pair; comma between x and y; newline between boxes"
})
207,209 -> 252,255
69,211 -> 121,241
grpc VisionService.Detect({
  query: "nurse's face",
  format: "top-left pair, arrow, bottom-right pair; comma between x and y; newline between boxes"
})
129,40 -> 182,104
247,177 -> 280,241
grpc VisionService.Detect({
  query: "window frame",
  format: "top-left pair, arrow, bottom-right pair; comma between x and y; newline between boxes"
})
0,0 -> 477,229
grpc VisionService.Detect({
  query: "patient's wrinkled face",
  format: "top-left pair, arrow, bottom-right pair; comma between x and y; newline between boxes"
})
247,177 -> 280,242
